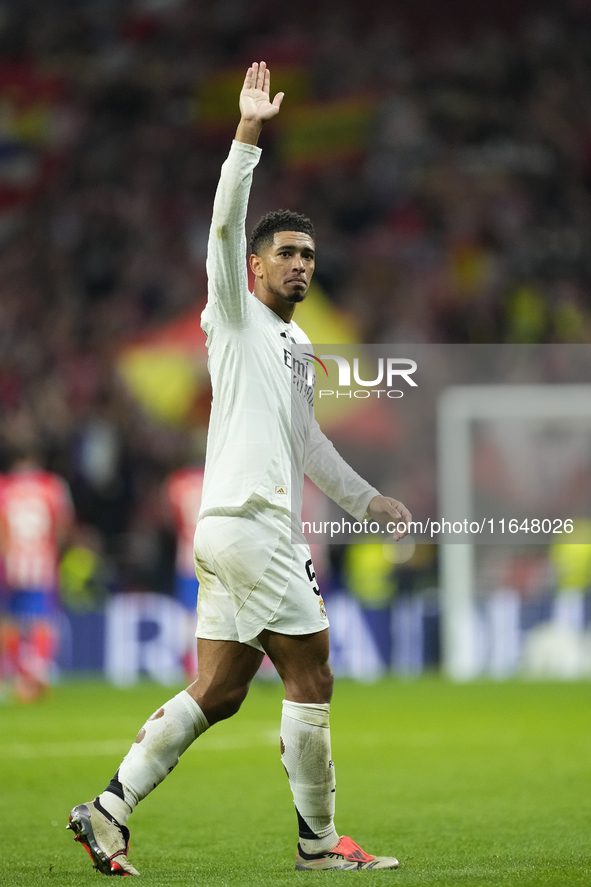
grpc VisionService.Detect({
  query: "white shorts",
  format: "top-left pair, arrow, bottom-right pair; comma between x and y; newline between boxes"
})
193,498 -> 328,653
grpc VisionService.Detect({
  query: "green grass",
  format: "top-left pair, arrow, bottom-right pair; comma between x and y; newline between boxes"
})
0,678 -> 590,885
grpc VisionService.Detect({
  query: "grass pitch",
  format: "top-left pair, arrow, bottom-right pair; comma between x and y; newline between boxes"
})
0,677 -> 589,886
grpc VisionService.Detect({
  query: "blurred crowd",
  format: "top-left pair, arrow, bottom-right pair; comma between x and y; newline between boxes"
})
1,0 -> 591,595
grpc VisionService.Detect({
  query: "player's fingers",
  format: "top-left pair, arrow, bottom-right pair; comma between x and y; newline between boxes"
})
272,92 -> 284,109
391,518 -> 408,539
384,498 -> 410,524
257,60 -> 267,90
383,502 -> 402,522
396,502 -> 412,524
243,65 -> 254,89
381,501 -> 408,541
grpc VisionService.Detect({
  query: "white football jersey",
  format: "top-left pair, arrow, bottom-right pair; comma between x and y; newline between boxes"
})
199,141 -> 379,530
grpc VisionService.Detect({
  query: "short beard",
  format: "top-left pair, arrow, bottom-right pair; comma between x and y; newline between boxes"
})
268,281 -> 308,305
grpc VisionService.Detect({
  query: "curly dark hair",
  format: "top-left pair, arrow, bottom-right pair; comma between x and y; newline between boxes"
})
249,209 -> 315,255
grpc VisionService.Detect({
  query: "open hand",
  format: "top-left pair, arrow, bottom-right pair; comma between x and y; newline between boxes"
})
239,61 -> 284,124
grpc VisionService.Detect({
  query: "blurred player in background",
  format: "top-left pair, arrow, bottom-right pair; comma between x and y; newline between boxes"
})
163,464 -> 204,680
0,443 -> 73,702
68,62 -> 411,875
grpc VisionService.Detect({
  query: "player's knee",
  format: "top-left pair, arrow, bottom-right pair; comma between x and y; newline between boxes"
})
223,684 -> 250,717
206,682 -> 250,723
284,661 -> 333,704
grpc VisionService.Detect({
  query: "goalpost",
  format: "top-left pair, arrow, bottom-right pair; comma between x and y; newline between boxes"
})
437,384 -> 591,680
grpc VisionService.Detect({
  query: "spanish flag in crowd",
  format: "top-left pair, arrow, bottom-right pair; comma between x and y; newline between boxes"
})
118,306 -> 209,426
277,96 -> 374,170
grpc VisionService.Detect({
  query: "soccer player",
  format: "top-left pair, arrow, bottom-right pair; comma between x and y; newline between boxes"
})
68,62 -> 411,875
0,444 -> 74,701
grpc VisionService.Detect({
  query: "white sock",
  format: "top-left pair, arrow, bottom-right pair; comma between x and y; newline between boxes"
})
280,700 -> 339,854
100,690 -> 209,824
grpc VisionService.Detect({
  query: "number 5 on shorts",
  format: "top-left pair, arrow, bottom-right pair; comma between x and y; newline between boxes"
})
305,558 -> 320,596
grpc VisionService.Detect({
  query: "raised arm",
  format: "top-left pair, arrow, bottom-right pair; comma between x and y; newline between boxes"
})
205,63 -> 284,327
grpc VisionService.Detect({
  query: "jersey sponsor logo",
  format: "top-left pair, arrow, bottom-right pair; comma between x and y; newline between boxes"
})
275,485 -> 287,494
286,349 -> 317,406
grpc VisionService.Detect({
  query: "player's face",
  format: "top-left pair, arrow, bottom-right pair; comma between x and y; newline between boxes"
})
255,231 -> 316,306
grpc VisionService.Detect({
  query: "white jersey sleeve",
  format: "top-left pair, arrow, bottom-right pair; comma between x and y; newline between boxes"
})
204,140 -> 262,329
304,418 -> 381,522
199,140 -> 381,526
